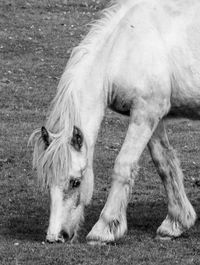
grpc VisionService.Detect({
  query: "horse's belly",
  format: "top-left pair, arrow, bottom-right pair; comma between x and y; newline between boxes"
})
169,16 -> 200,119
170,71 -> 200,119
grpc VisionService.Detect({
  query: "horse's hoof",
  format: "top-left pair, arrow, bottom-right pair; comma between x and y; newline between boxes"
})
86,216 -> 127,244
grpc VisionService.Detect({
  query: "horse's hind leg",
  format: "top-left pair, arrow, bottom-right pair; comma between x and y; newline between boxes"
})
148,121 -> 196,238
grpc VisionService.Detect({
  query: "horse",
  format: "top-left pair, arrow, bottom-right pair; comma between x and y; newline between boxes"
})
30,0 -> 200,244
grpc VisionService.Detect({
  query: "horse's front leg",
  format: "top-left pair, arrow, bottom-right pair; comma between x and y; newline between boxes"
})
87,104 -> 163,243
148,121 -> 196,239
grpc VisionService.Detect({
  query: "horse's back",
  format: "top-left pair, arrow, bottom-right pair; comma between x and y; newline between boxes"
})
159,0 -> 200,118
107,0 -> 200,118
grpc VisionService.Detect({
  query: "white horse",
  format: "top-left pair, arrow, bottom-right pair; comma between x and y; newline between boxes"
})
30,0 -> 200,244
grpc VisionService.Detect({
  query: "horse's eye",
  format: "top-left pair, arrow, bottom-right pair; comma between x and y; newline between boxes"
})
70,178 -> 81,189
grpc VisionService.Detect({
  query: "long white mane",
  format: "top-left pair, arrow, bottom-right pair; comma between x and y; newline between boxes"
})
30,0 -> 147,186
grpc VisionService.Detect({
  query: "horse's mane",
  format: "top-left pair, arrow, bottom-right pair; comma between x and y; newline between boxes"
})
30,0 -> 143,186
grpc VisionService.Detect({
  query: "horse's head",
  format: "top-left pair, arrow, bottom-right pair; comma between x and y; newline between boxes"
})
32,125 -> 88,243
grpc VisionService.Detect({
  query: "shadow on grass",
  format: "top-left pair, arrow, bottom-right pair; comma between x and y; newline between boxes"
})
128,201 -> 166,231
3,193 -> 49,242
7,215 -> 47,242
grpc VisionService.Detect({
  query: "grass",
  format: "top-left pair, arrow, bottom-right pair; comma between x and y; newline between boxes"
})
0,0 -> 200,264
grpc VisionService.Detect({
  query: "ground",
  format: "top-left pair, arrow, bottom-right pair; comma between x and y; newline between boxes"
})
0,0 -> 200,264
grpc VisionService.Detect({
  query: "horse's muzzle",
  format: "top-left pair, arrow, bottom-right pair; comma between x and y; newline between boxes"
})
46,234 -> 65,244
46,230 -> 71,243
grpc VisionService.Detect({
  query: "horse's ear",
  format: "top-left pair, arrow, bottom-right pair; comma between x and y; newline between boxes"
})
71,126 -> 83,151
41,126 -> 50,148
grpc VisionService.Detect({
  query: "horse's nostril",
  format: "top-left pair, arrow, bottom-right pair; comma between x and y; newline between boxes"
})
61,230 -> 70,241
61,230 -> 75,241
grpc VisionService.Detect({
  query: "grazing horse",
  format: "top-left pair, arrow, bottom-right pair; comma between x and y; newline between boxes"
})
30,0 -> 200,244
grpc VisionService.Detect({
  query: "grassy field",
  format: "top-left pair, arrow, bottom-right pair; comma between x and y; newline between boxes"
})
1,0 -> 200,264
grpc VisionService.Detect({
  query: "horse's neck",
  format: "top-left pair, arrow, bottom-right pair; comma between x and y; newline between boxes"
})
76,72 -> 106,148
